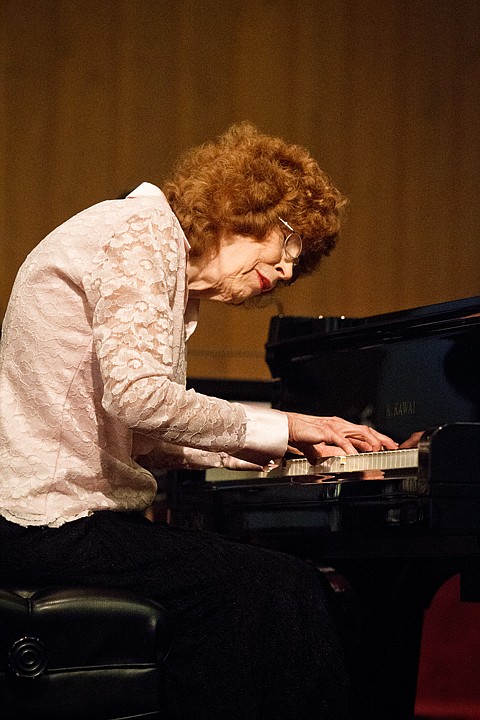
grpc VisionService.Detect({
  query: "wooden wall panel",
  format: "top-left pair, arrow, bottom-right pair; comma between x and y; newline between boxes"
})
0,2 -> 6,271
1,0 -> 479,379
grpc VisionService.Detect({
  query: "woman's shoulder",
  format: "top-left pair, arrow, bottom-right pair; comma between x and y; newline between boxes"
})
75,184 -> 174,229
40,185 -> 177,250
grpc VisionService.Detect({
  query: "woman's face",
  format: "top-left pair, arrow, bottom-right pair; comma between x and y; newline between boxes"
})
188,228 -> 295,305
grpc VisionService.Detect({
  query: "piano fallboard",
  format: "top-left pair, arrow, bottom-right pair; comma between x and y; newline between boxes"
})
266,295 -> 480,443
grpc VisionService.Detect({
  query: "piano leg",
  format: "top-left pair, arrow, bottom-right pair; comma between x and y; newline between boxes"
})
319,558 -> 457,720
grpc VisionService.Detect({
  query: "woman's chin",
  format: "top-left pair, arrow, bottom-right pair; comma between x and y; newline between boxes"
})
216,288 -> 258,305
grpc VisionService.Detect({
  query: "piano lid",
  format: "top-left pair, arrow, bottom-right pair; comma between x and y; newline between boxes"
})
266,296 -> 480,444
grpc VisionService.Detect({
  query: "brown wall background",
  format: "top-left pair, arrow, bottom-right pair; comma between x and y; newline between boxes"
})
1,0 -> 479,379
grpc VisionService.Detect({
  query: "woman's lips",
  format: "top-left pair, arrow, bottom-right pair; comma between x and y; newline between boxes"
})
256,271 -> 272,291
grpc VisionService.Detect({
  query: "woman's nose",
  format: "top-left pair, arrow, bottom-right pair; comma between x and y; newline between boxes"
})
275,257 -> 294,281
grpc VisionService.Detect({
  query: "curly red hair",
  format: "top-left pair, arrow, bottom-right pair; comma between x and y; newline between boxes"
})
163,122 -> 347,279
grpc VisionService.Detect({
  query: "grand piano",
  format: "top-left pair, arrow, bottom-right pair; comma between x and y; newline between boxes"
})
168,295 -> 480,720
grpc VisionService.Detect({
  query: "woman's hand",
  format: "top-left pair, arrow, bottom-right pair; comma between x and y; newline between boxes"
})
285,412 -> 398,464
398,431 -> 424,449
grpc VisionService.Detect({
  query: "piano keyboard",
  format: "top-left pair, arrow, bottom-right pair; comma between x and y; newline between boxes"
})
205,448 -> 419,483
315,448 -> 418,473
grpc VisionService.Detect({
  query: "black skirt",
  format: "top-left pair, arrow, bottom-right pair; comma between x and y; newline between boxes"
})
0,511 -> 352,720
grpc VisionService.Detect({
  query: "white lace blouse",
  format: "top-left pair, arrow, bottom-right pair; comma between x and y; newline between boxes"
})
0,183 -> 287,527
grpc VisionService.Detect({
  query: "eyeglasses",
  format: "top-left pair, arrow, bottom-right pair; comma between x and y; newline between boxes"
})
278,217 -> 302,266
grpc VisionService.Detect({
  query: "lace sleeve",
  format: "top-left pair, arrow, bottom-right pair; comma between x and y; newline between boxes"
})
137,443 -> 264,472
83,206 -> 248,456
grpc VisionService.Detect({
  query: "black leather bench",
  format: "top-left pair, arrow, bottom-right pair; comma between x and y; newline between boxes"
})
0,585 -> 172,720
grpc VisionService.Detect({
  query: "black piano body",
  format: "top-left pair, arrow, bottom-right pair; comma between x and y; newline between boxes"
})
169,295 -> 480,719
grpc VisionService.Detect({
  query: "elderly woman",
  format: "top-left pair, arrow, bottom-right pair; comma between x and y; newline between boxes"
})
0,123 -> 395,719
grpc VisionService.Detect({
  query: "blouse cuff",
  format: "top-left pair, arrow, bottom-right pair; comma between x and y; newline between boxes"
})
239,404 -> 288,464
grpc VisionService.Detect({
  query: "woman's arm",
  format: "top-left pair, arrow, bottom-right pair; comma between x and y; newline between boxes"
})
83,206 -> 285,466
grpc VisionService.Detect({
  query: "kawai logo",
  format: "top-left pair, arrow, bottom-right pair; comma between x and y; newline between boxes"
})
385,400 -> 417,417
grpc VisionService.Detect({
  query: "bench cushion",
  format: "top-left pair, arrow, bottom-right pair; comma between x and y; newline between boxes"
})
0,586 -> 171,720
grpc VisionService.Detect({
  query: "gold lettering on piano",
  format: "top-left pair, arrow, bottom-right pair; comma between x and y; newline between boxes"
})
384,400 -> 416,417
